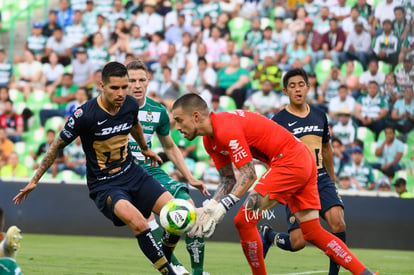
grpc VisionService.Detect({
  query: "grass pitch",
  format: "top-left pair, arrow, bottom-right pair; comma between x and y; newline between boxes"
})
16,234 -> 414,274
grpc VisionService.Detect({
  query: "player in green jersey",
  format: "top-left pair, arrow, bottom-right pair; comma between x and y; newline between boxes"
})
126,60 -> 210,275
0,207 -> 23,275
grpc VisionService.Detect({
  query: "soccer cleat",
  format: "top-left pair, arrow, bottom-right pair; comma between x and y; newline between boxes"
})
259,224 -> 274,258
0,226 -> 22,259
202,272 -> 210,275
172,264 -> 190,275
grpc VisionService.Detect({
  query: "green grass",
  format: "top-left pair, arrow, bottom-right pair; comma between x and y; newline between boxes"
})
15,234 -> 414,274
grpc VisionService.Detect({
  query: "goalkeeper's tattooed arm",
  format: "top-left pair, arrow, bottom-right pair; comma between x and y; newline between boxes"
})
214,161 -> 257,201
214,163 -> 237,201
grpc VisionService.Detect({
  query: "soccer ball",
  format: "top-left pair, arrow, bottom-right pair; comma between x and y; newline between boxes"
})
159,199 -> 197,235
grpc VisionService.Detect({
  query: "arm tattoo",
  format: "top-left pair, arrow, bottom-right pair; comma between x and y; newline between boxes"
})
244,192 -> 264,212
234,162 -> 257,193
33,137 -> 68,183
214,163 -> 236,201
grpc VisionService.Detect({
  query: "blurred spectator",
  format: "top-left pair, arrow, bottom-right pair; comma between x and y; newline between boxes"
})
320,66 -> 346,111
0,100 -> 24,143
393,6 -> 409,41
65,10 -> 88,51
342,7 -> 368,35
213,54 -> 250,109
0,87 -> 9,115
317,18 -> 346,67
272,17 -> 293,52
328,84 -> 356,119
42,51 -> 65,96
42,10 -> 60,37
304,0 -> 320,20
185,43 -> 212,72
376,177 -> 392,191
82,0 -> 99,36
330,0 -> 351,22
88,14 -> 110,44
126,25 -> 149,60
373,125 -> 404,179
344,21 -> 372,70
371,0 -> 400,36
126,0 -> 144,16
215,40 -> 237,70
201,158 -> 220,184
373,20 -> 399,68
204,26 -> 227,66
306,72 -> 323,106
71,46 -> 94,88
95,0 -> 114,18
135,0 -> 163,37
359,59 -> 385,93
65,86 -> 89,118
109,17 -> 129,44
242,18 -> 262,58
0,127 -> 14,167
399,25 -> 414,62
0,47 -> 13,88
25,21 -> 48,61
147,32 -> 169,64
288,6 -> 307,35
165,14 -> 193,44
341,146 -> 375,190
303,17 -> 323,69
157,66 -> 180,109
71,0 -> 87,11
393,177 -> 413,198
176,31 -> 195,66
381,72 -> 402,106
63,136 -> 86,178
313,6 -> 330,34
39,73 -> 77,125
197,14 -> 213,43
11,50 -> 42,99
354,81 -> 388,137
44,27 -> 72,66
185,56 -> 217,104
165,44 -> 184,81
354,0 -> 373,25
90,69 -> 102,98
107,0 -> 130,32
196,0 -> 221,23
331,137 -> 350,177
0,152 -> 28,179
56,0 -> 74,30
210,94 -> 225,112
342,60 -> 361,96
243,80 -> 281,118
165,0 -> 190,29
395,56 -> 414,88
252,55 -> 283,93
337,172 -> 358,190
390,85 -> 414,134
215,13 -> 230,40
282,31 -> 312,72
32,129 -> 65,178
253,26 -> 282,66
87,32 -> 110,72
332,108 -> 357,148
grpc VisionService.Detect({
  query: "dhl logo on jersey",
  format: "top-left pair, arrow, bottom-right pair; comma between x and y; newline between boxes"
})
95,123 -> 132,136
292,125 -> 323,136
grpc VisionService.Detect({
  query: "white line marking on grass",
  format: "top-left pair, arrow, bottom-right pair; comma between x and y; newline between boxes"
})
269,271 -> 328,275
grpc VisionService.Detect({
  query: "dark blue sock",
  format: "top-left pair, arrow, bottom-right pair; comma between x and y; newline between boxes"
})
136,229 -> 176,274
162,231 -> 181,263
329,231 -> 347,275
275,232 -> 294,251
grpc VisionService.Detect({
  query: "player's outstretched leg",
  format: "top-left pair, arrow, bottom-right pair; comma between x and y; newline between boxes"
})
185,234 -> 208,275
299,218 -> 375,275
0,226 -> 22,259
234,206 -> 266,275
148,218 -> 189,275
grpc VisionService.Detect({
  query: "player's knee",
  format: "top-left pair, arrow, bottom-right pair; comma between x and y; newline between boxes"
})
290,235 -> 306,251
233,208 -> 258,231
329,220 -> 346,233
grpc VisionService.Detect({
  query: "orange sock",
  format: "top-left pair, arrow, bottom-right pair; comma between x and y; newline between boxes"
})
234,206 -> 266,275
300,218 -> 366,275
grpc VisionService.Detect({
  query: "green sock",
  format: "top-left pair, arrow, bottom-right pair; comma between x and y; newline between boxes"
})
185,234 -> 205,275
151,225 -> 181,266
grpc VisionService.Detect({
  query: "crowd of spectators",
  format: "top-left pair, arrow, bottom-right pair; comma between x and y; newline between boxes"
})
0,0 -> 413,196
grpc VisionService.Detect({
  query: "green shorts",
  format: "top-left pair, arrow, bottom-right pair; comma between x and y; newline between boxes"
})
144,165 -> 190,200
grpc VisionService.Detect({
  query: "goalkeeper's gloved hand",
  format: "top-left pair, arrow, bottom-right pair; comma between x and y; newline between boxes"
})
202,194 -> 240,238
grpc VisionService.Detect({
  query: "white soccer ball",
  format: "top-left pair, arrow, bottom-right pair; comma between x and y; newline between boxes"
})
159,199 -> 197,235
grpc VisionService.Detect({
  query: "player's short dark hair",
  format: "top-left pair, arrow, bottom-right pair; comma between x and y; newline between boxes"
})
126,60 -> 148,73
172,94 -> 209,116
283,68 -> 309,89
101,62 -> 128,84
